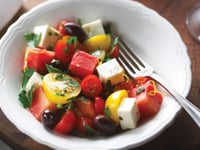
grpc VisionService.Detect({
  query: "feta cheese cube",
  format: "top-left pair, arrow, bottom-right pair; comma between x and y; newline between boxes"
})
117,97 -> 140,130
33,25 -> 61,49
96,58 -> 124,85
82,19 -> 105,37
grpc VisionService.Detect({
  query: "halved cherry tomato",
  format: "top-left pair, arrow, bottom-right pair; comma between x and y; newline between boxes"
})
81,74 -> 102,98
76,117 -> 94,134
105,90 -> 128,124
54,110 -> 77,134
109,45 -> 119,58
74,98 -> 97,119
114,80 -> 134,95
57,20 -> 67,35
55,35 -> 81,64
94,97 -> 105,115
132,76 -> 151,87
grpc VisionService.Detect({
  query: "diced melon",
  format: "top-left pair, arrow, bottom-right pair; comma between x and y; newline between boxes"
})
69,50 -> 99,78
29,87 -> 56,121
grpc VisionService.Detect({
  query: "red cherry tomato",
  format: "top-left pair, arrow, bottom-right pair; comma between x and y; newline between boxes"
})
54,110 -> 77,134
94,97 -> 105,115
76,117 -> 93,134
81,74 -> 102,98
132,76 -> 151,87
57,20 -> 67,35
109,45 -> 119,58
55,35 -> 80,64
74,99 -> 97,119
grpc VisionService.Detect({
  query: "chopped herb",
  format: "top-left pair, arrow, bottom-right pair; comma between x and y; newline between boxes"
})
22,68 -> 35,89
56,104 -> 63,109
46,64 -> 63,73
104,107 -> 111,117
48,31 -> 52,36
66,36 -> 78,46
104,54 -> 111,62
119,116 -> 123,120
18,85 -> 34,108
136,86 -> 145,95
77,18 -> 82,26
47,45 -> 54,51
111,37 -> 119,49
24,32 -> 41,47
64,47 -> 69,53
67,79 -> 80,88
54,73 -> 64,80
85,124 -> 100,135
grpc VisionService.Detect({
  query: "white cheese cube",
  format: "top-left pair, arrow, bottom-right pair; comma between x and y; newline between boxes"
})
33,24 -> 61,49
117,97 -> 140,130
25,72 -> 42,93
82,19 -> 105,37
96,58 -> 124,85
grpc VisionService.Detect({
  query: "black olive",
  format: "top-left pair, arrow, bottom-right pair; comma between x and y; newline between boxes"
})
64,22 -> 87,42
94,115 -> 118,136
50,59 -> 66,71
41,109 -> 65,129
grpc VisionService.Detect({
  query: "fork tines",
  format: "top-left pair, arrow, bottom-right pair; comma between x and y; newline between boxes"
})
117,38 -> 145,77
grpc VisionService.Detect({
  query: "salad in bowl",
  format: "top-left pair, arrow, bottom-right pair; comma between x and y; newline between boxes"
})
18,18 -> 163,137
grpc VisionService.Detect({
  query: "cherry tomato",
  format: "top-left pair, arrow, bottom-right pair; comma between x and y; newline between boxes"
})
81,74 -> 102,98
114,80 -> 134,95
54,110 -> 77,134
132,76 -> 151,87
74,98 -> 97,119
76,117 -> 94,134
57,20 -> 67,35
94,97 -> 105,115
109,45 -> 119,58
55,35 -> 80,65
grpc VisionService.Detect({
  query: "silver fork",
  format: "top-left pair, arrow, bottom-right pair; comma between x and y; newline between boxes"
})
117,38 -> 200,128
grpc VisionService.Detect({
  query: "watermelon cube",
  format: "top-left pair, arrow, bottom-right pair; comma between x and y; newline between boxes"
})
69,50 -> 99,78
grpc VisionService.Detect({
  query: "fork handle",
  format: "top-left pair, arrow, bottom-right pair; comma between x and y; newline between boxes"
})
150,73 -> 200,128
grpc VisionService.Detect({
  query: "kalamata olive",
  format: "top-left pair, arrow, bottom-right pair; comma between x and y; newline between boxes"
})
50,59 -> 66,71
64,22 -> 87,42
93,114 -> 118,136
41,109 -> 65,129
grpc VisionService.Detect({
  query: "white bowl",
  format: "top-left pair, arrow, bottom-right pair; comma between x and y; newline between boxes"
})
0,0 -> 192,149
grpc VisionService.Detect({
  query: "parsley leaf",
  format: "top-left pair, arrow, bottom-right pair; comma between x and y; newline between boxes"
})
104,107 -> 111,117
46,64 -> 63,73
18,85 -> 34,108
24,32 -> 42,47
22,68 -> 35,89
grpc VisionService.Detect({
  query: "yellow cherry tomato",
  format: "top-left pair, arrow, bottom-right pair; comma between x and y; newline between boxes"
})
105,90 -> 128,124
83,34 -> 111,52
42,73 -> 81,104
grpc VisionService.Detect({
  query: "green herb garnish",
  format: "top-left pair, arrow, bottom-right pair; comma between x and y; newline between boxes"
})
46,64 -> 63,73
18,85 -> 34,108
22,68 -> 35,89
24,32 -> 41,47
136,86 -> 145,95
104,107 -> 111,117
